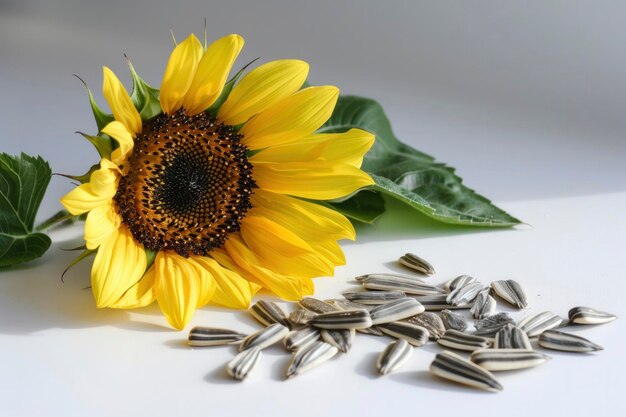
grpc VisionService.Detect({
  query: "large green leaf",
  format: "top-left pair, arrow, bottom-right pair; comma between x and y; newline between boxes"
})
320,96 -> 521,226
0,153 -> 52,267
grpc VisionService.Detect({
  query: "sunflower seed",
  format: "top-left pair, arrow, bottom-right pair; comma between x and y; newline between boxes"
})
239,323 -> 290,352
473,312 -> 515,337
568,306 -> 617,325
369,298 -> 425,325
447,282 -> 484,306
437,329 -> 491,351
444,275 -> 478,291
249,300 -> 289,327
494,324 -> 532,349
441,309 -> 468,332
413,295 -> 471,311
285,341 -> 338,379
283,326 -> 320,352
518,311 -> 566,338
355,272 -> 426,282
538,330 -> 603,353
321,329 -> 355,353
343,290 -> 406,305
404,311 -> 446,340
398,253 -> 435,276
299,297 -> 337,314
188,327 -> 247,347
430,350 -> 503,392
309,309 -> 373,330
470,349 -> 551,371
378,321 -> 429,346
362,275 -> 445,296
324,299 -> 383,335
288,308 -> 317,328
471,289 -> 496,319
226,347 -> 262,381
491,280 -> 528,309
377,339 -> 414,375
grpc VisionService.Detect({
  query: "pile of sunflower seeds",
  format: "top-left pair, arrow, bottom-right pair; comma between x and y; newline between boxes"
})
187,253 -> 616,391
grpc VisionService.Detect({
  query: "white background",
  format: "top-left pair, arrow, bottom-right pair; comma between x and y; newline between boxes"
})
1,1 -> 625,416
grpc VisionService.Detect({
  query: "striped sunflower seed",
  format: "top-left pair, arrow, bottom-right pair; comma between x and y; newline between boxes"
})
239,323 -> 290,352
430,350 -> 503,392
249,300 -> 289,328
226,347 -> 262,381
378,321 -> 429,346
299,297 -> 337,314
288,308 -> 317,328
355,272 -> 425,282
321,329 -> 355,353
471,288 -> 496,319
413,295 -> 471,311
568,306 -> 617,325
494,323 -> 532,349
441,309 -> 468,332
470,349 -> 550,371
538,330 -> 603,353
491,280 -> 528,309
309,309 -> 373,330
369,298 -> 425,325
343,290 -> 406,305
404,311 -> 446,340
518,311 -> 566,338
325,299 -> 383,336
283,327 -> 320,352
447,282 -> 484,306
188,327 -> 247,347
398,253 -> 435,276
473,312 -> 515,337
444,275 -> 478,291
285,341 -> 338,379
362,275 -> 445,296
377,339 -> 414,375
437,329 -> 491,352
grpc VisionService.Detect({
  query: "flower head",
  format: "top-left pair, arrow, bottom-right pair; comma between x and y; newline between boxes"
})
62,33 -> 374,330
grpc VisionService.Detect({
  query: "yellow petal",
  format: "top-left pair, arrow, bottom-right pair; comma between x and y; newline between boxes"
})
240,86 -> 339,150
109,266 -> 157,309
194,256 -> 258,309
218,59 -> 309,125
250,128 -> 375,168
84,201 -> 120,250
102,66 -> 142,136
60,159 -> 119,215
153,252 -> 216,330
101,121 -> 135,166
181,34 -> 244,116
252,160 -> 374,200
91,225 -> 147,308
159,34 -> 203,115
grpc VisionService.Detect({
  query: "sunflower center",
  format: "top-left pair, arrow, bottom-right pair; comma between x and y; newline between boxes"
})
114,110 -> 255,257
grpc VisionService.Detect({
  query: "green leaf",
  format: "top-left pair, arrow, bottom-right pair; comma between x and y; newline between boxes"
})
320,96 -> 521,226
0,153 -> 52,267
127,57 -> 162,121
75,75 -> 115,132
325,190 -> 385,224
77,132 -> 113,160
206,58 -> 259,118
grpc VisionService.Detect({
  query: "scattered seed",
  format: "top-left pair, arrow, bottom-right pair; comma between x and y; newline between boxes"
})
471,289 -> 496,319
413,295 -> 471,311
441,309 -> 468,332
288,308 -> 317,328
447,282 -> 484,306
473,312 -> 515,337
378,321 -> 429,346
404,311 -> 446,340
369,298 -> 425,325
538,330 -> 603,353
283,326 -> 320,352
326,298 -> 374,311
470,349 -> 551,371
398,253 -> 435,275
494,323 -> 532,349
299,297 -> 337,314
362,275 -> 445,296
321,329 -> 355,353
518,311 -> 566,338
188,327 -> 247,347
444,275 -> 478,291
309,309 -> 373,330
437,329 -> 491,352
226,347 -> 262,381
343,290 -> 406,305
568,306 -> 617,325
285,341 -> 339,379
239,323 -> 290,352
430,350 -> 503,392
355,272 -> 426,282
249,300 -> 289,327
491,280 -> 528,309
377,339 -> 414,375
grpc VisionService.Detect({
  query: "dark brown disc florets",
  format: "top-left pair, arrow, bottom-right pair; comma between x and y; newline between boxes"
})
114,110 -> 255,257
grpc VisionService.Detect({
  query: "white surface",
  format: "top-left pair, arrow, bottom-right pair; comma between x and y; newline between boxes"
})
1,1 -> 626,416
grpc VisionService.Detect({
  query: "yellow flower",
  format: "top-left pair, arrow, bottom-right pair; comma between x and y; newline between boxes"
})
61,33 -> 375,330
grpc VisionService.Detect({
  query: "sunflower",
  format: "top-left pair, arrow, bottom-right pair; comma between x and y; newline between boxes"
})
61,33 -> 374,330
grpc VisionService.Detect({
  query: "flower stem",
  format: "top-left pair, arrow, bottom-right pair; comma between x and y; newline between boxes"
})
35,210 -> 83,232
